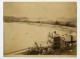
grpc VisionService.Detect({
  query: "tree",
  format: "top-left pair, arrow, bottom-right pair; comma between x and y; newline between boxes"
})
65,22 -> 70,26
55,21 -> 59,25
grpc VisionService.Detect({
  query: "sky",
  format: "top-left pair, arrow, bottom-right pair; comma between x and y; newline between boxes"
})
3,2 -> 77,22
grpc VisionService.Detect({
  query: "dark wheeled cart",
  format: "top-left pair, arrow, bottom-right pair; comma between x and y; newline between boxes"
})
53,37 -> 61,50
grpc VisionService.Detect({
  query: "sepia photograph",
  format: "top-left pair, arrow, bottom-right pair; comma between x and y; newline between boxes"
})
3,2 -> 77,57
